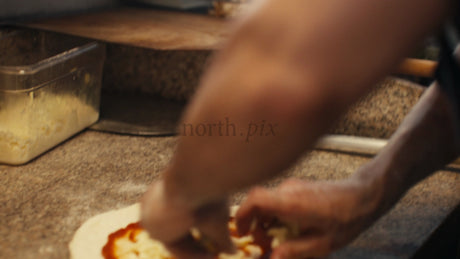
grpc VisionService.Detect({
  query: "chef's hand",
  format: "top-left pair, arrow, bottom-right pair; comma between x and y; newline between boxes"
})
236,176 -> 382,259
141,180 -> 234,259
236,82 -> 460,259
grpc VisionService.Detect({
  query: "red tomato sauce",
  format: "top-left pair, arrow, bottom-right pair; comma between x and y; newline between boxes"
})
102,218 -> 272,259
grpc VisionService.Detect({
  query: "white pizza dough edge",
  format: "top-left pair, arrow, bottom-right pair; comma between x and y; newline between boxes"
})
69,203 -> 141,259
69,204 -> 240,259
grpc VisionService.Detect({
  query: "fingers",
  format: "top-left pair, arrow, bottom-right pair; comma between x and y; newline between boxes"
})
166,235 -> 215,259
271,235 -> 333,259
142,181 -> 236,258
236,181 -> 316,235
193,201 -> 235,254
236,187 -> 283,235
141,181 -> 193,242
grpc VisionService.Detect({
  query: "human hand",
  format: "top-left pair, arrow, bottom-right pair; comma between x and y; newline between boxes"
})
236,177 -> 382,259
141,180 -> 234,259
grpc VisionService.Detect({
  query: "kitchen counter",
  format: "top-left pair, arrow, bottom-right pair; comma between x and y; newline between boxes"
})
3,14 -> 458,257
0,130 -> 459,259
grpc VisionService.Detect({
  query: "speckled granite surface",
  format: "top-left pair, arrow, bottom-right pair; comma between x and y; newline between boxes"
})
0,131 -> 459,259
332,78 -> 425,139
103,44 -> 426,137
103,45 -> 211,101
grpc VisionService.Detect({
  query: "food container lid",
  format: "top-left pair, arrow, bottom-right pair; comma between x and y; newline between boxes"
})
0,28 -> 104,92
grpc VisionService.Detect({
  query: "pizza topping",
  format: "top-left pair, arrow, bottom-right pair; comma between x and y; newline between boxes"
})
102,216 -> 296,259
103,219 -> 265,259
267,223 -> 300,248
102,223 -> 173,259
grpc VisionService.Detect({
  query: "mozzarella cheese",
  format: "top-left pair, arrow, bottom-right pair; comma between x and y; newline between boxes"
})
113,229 -> 173,259
112,226 -> 262,259
0,92 -> 98,164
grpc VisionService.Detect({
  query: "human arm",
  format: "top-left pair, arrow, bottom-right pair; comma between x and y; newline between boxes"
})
141,0 -> 453,256
236,82 -> 460,258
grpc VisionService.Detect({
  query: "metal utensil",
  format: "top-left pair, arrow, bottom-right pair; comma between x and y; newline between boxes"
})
90,93 -> 186,136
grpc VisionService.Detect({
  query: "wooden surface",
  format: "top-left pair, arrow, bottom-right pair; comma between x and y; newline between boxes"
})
396,58 -> 438,78
25,7 -> 229,50
25,7 -> 439,76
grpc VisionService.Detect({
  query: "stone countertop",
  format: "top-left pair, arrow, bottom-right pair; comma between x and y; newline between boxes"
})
0,130 -> 459,259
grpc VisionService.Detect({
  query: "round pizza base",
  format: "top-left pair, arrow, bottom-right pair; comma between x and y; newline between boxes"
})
69,204 -> 241,259
69,203 -> 141,259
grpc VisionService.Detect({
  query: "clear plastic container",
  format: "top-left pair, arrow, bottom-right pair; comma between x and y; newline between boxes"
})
0,27 -> 105,165
133,0 -> 212,9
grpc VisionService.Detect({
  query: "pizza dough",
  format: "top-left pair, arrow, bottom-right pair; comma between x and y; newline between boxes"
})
69,204 -> 264,259
70,204 -> 142,259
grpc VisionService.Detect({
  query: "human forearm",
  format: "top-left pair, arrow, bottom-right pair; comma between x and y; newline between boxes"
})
165,0 -> 452,206
164,0 -> 453,207
230,0 -> 451,103
355,83 -> 460,215
232,83 -> 460,258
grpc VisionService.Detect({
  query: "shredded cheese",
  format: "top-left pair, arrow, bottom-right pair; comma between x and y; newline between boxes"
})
0,92 -> 98,164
